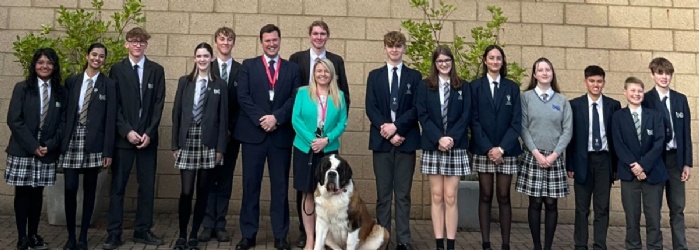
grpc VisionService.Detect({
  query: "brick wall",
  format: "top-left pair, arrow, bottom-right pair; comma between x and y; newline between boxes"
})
0,0 -> 698,227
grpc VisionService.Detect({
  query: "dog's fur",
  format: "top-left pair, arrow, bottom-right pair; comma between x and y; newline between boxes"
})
314,154 -> 389,250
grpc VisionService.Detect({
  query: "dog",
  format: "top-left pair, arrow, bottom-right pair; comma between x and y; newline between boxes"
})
314,154 -> 389,250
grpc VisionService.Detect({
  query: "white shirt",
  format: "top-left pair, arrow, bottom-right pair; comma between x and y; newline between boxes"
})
438,76 -> 450,106
387,62 -> 403,122
486,74 -> 501,98
309,49 -> 326,84
587,95 -> 608,151
37,78 -> 51,111
534,86 -> 554,101
217,57 -> 232,81
79,72 -> 99,113
655,87 -> 676,149
194,76 -> 208,108
129,56 -> 145,84
630,106 -> 642,125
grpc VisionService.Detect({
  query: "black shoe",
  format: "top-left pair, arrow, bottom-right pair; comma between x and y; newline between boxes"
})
63,238 -> 77,250
215,228 -> 231,242
483,242 -> 492,250
501,244 -> 510,250
235,238 -> 256,250
102,234 -> 122,250
396,243 -> 412,250
173,238 -> 187,250
17,237 -> 29,250
296,233 -> 306,248
198,228 -> 213,242
28,235 -> 48,250
133,230 -> 164,245
274,238 -> 290,250
76,241 -> 88,250
187,238 -> 199,250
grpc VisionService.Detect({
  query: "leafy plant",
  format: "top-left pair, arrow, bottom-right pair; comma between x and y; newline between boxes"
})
12,0 -> 146,82
401,0 -> 526,85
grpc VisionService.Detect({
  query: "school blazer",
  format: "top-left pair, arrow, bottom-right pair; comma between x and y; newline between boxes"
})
60,73 -> 117,158
291,87 -> 347,153
611,108 -> 668,184
6,80 -> 67,163
211,60 -> 241,134
468,76 -> 522,157
642,88 -> 693,168
109,57 -> 166,149
365,65 -> 422,152
416,80 -> 471,151
171,76 -> 228,153
234,56 -> 302,148
288,49 -> 351,109
565,94 -> 621,184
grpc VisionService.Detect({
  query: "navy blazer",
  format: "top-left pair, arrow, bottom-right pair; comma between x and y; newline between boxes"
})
6,80 -> 67,163
642,88 -> 693,168
417,79 -> 470,150
611,107 -> 668,184
109,57 -> 166,149
468,76 -> 522,157
565,94 -> 621,184
289,49 -> 351,109
212,59 -> 241,134
172,76 -> 228,153
60,73 -> 117,158
234,56 -> 301,148
365,65 -> 422,152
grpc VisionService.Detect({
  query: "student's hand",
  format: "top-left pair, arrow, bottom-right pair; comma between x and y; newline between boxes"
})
533,150 -> 550,168
380,123 -> 397,139
494,157 -> 504,165
136,134 -> 150,149
630,162 -> 643,176
103,157 -> 112,168
311,138 -> 329,153
681,166 -> 691,182
172,150 -> 180,159
637,172 -> 647,181
216,153 -> 223,165
567,171 -> 574,179
259,115 -> 277,131
390,134 -> 404,147
438,137 -> 453,151
489,147 -> 503,161
34,147 -> 45,157
545,152 -> 559,166
127,130 -> 142,145
39,146 -> 48,156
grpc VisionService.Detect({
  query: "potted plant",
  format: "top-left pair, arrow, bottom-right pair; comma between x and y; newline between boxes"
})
12,0 -> 145,225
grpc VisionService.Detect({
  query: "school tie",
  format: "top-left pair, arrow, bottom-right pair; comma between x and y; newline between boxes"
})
268,59 -> 276,83
79,78 -> 94,125
592,102 -> 602,151
541,93 -> 548,102
661,96 -> 673,140
193,79 -> 207,123
40,82 -> 49,128
221,62 -> 228,82
492,81 -> 498,100
390,67 -> 399,112
442,83 -> 450,131
133,64 -> 142,99
632,111 -> 641,143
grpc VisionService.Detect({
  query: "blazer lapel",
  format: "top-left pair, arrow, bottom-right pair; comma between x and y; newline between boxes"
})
184,80 -> 196,120
123,59 -> 140,92
583,96 -> 590,139
397,67 -> 409,106
641,109 -> 652,145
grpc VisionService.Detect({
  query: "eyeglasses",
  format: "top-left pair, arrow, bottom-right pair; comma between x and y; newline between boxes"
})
127,40 -> 148,46
435,59 -> 452,65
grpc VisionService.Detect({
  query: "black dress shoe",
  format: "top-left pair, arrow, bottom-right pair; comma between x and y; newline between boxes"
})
17,237 -> 29,250
63,238 -> 77,250
133,230 -> 164,245
235,238 -> 256,250
28,235 -> 48,250
501,243 -> 510,250
396,243 -> 412,250
187,238 -> 199,250
198,228 -> 213,242
274,238 -> 290,250
296,233 -> 306,248
173,238 -> 187,250
102,234 -> 121,250
76,241 -> 88,250
215,228 -> 231,242
482,242 -> 492,250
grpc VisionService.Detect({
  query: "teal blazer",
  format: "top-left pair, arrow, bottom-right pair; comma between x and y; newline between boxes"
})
292,86 -> 347,153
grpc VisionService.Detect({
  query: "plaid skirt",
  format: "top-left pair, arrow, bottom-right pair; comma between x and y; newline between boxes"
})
421,148 -> 470,176
59,125 -> 102,169
515,149 -> 569,198
4,133 -> 56,187
175,123 -> 217,170
471,154 -> 518,175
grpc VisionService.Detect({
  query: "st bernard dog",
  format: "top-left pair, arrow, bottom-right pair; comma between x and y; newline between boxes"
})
314,154 -> 389,250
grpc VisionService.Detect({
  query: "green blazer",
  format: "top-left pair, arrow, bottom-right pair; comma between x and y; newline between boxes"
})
292,86 -> 347,153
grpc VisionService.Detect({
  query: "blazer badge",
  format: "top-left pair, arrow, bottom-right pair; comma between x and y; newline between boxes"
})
405,83 -> 412,94
646,129 -> 653,136
213,89 -> 221,95
55,102 -> 61,108
457,90 -> 462,100
99,94 -> 106,100
506,95 -> 512,105
147,83 -> 153,89
676,112 -> 684,118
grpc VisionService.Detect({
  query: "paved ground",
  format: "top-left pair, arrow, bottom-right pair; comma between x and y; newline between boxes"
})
0,213 -> 696,249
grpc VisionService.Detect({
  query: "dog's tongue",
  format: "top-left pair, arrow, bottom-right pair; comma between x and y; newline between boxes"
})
326,183 -> 337,193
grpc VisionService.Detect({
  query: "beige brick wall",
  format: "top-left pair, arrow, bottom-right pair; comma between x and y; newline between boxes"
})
1,0 -> 698,227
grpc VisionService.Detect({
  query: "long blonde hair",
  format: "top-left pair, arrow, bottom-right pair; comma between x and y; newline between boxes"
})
309,58 -> 342,108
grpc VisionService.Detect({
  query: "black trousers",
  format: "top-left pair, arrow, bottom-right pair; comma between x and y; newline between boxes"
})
372,149 -> 416,244
663,149 -> 688,250
573,151 -> 611,250
203,140 -> 240,230
620,178 -> 664,250
107,146 -> 157,236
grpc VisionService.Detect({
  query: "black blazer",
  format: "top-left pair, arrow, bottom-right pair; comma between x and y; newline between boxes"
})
211,59 -> 241,134
565,94 -> 621,184
642,88 -> 693,168
611,107 -> 668,184
288,49 -> 351,109
6,80 -> 67,163
365,65 -> 422,152
234,56 -> 301,148
109,57 -> 166,149
60,73 -> 117,158
416,79 -> 471,150
468,76 -> 522,157
172,76 -> 228,153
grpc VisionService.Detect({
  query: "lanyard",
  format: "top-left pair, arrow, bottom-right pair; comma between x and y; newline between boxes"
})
262,57 -> 280,90
317,92 -> 328,123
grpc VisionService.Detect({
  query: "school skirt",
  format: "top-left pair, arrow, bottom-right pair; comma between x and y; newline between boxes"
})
515,149 -> 569,198
421,148 -> 470,176
293,147 -> 338,193
472,154 -> 518,175
4,133 -> 56,187
59,125 -> 102,169
175,123 -> 217,170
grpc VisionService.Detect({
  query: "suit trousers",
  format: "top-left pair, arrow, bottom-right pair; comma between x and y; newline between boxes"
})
372,148 -> 416,245
620,178 -> 664,250
663,149 -> 688,250
203,139 -> 240,230
107,146 -> 157,236
573,152 -> 612,250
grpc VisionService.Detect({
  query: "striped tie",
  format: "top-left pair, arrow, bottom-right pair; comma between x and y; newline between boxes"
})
221,62 -> 228,82
79,78 -> 94,125
193,79 -> 207,123
632,112 -> 641,143
442,83 -> 449,131
40,82 -> 49,128
541,93 -> 548,102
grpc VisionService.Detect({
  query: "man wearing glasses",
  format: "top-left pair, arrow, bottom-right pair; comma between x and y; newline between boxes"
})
103,27 -> 166,250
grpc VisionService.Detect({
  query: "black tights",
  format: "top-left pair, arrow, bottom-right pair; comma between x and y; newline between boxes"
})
478,173 -> 512,245
64,168 -> 100,242
178,169 -> 212,239
528,196 -> 558,250
14,186 -> 44,240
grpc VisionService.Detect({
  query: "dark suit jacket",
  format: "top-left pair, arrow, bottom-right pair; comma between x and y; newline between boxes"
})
234,56 -> 301,148
611,107 -> 668,184
565,94 -> 621,184
211,59 -> 241,134
468,76 -> 522,157
288,49 -> 351,109
109,57 -> 166,149
365,64 -> 422,152
417,80 -> 471,150
642,88 -> 693,168
60,73 -> 117,158
6,80 -> 67,163
172,76 -> 228,153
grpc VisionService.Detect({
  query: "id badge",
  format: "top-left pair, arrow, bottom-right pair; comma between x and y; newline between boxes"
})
269,90 -> 275,101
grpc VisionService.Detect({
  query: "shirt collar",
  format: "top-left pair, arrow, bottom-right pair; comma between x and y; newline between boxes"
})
263,54 -> 280,64
630,106 -> 642,114
534,86 -> 554,98
310,49 -> 326,60
37,78 -> 50,87
486,74 -> 501,85
655,86 -> 670,100
387,62 -> 403,72
587,94 -> 603,107
217,57 -> 233,67
83,71 -> 100,83
196,75 -> 208,84
130,56 -> 145,68
439,76 -> 450,87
